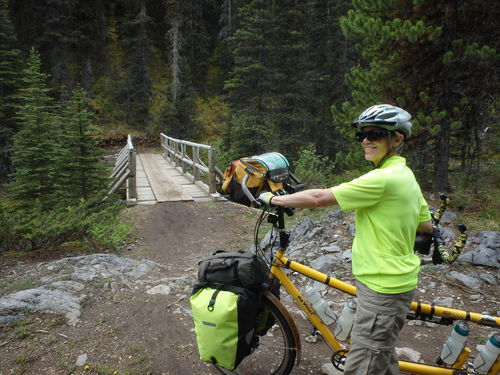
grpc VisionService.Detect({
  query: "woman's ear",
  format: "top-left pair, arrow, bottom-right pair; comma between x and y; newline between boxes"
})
392,132 -> 405,147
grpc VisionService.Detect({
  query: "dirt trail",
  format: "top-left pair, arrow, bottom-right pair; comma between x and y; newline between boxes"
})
0,201 -> 262,375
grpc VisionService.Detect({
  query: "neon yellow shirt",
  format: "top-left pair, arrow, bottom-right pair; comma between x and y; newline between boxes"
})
331,156 -> 431,294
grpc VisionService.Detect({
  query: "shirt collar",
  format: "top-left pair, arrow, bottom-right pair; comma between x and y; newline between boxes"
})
379,155 -> 406,169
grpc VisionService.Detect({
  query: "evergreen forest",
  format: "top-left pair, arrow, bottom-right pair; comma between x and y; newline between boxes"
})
0,0 -> 498,251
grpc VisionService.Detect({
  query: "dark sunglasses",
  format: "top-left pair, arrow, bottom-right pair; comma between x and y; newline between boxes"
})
355,129 -> 390,142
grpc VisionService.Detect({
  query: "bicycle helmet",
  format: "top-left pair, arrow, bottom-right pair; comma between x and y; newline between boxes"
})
352,104 -> 412,137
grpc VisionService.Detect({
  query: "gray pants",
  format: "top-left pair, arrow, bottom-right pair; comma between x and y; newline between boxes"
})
343,281 -> 415,375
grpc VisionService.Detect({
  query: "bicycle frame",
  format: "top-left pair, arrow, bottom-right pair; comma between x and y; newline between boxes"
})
266,207 -> 500,375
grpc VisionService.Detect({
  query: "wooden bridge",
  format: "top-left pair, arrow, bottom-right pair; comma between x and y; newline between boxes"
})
108,134 -> 225,205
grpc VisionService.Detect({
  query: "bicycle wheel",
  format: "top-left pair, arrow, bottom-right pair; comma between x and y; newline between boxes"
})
214,293 -> 297,375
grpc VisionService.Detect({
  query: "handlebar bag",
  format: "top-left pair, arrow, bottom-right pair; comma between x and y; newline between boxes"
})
190,283 -> 259,370
220,152 -> 290,206
198,250 -> 270,292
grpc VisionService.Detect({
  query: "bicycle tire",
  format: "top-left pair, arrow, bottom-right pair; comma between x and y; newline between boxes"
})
214,293 -> 297,375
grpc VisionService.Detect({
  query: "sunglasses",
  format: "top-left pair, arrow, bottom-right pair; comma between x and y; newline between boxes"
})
355,129 -> 390,142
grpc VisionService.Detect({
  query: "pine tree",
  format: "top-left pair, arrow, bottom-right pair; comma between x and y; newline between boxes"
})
223,0 -> 278,158
54,88 -> 107,203
157,0 -> 214,141
120,0 -> 153,130
337,0 -> 499,191
223,1 -> 354,162
8,48 -> 60,207
0,0 -> 23,180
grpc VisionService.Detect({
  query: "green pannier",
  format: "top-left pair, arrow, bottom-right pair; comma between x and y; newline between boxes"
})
190,283 -> 259,370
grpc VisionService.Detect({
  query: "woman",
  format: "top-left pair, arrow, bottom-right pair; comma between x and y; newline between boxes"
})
258,104 -> 433,374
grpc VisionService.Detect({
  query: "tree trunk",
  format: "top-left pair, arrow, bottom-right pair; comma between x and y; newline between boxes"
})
433,119 -> 450,192
169,17 -> 182,102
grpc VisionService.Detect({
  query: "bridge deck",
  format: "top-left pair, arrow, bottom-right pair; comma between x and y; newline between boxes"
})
136,153 -> 211,204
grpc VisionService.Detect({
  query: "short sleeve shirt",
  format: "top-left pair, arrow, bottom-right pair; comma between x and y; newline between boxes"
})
331,156 -> 431,294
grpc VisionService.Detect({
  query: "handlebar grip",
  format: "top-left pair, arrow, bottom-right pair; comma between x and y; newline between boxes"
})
292,183 -> 305,191
253,199 -> 264,208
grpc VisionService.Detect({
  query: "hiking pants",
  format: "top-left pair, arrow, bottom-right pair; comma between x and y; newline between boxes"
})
343,281 -> 415,375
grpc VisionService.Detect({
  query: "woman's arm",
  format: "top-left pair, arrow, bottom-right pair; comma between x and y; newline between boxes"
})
269,188 -> 338,208
417,220 -> 433,233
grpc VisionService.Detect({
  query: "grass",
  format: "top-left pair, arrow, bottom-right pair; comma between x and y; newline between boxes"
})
12,353 -> 27,364
11,280 -> 35,292
0,280 -> 8,295
446,167 -> 500,233
0,280 -> 37,297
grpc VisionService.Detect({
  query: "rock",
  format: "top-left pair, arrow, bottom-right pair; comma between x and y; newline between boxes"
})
290,218 -> 316,241
0,254 -> 163,326
342,250 -> 352,260
420,264 -> 448,272
396,347 -> 422,363
473,231 -> 500,249
259,228 -> 279,248
458,246 -> 499,268
306,226 -> 325,239
439,210 -> 458,224
48,281 -> 85,292
146,285 -> 171,295
433,297 -> 454,308
322,244 -> 341,253
439,226 -> 455,243
457,231 -> 500,268
321,363 -> 341,375
0,314 -> 24,326
286,241 -> 315,258
305,334 -> 318,343
76,353 -> 88,366
327,209 -> 344,222
44,254 -> 161,281
469,294 -> 482,302
0,287 -> 82,325
310,254 -> 342,274
407,320 -> 422,326
479,273 -> 496,285
447,271 -> 481,289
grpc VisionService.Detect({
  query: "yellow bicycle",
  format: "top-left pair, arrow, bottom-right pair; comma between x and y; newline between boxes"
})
214,203 -> 500,375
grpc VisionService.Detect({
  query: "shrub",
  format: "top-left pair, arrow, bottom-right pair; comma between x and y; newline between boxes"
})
293,144 -> 336,188
0,197 -> 131,253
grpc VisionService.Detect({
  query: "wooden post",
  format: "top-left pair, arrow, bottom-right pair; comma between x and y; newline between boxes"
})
208,147 -> 216,194
175,142 -> 180,167
181,143 -> 186,173
128,147 -> 137,199
193,147 -> 200,182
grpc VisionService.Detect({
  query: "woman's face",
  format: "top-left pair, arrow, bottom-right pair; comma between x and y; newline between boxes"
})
358,126 -> 397,165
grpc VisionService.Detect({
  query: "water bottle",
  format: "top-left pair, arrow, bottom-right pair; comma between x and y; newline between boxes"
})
333,299 -> 357,341
439,321 -> 470,365
304,286 -> 337,325
473,333 -> 500,374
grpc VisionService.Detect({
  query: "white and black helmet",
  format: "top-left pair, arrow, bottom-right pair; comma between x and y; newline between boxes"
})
352,104 -> 412,137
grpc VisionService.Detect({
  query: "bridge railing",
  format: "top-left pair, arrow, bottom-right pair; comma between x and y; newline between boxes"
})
108,134 -> 137,203
160,133 -> 223,195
